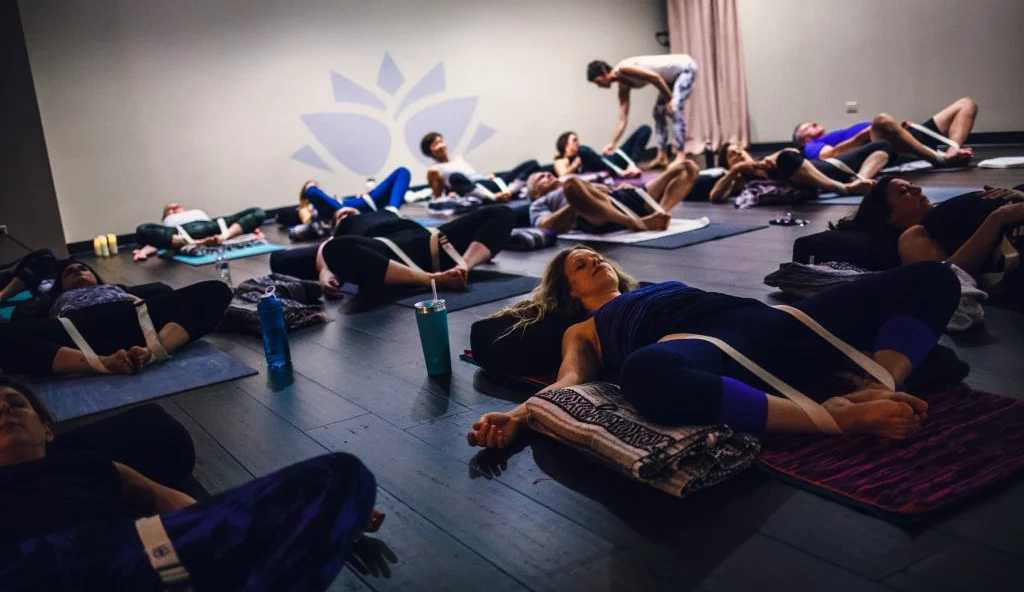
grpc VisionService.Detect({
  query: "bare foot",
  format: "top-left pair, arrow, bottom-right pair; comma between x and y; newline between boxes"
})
101,349 -> 138,375
132,249 -> 148,262
128,346 -> 151,371
936,148 -> 971,167
366,509 -> 386,533
197,235 -> 224,247
430,267 -> 468,291
638,211 -> 671,231
621,165 -> 643,178
822,388 -> 928,439
641,154 -> 670,171
844,178 -> 876,195
252,228 -> 264,239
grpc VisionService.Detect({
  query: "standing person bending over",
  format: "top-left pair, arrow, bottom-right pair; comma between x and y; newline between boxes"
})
422,132 -> 540,200
587,54 -> 698,169
133,203 -> 265,261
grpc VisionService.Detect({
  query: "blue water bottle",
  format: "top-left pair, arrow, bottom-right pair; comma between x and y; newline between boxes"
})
257,287 -> 291,369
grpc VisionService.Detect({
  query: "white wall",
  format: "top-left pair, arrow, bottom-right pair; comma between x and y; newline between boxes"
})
737,0 -> 1024,143
19,0 -> 667,242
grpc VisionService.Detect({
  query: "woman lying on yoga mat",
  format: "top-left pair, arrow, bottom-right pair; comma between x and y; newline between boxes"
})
552,128 -> 649,178
526,159 -> 698,233
422,132 -> 540,200
132,203 -> 266,261
270,206 -> 516,296
834,178 -> 1024,280
0,259 -> 232,376
0,375 -> 385,590
467,246 -> 959,449
709,142 -> 889,202
298,167 -> 412,223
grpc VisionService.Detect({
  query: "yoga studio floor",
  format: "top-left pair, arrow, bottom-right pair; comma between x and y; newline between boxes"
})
84,146 -> 1024,591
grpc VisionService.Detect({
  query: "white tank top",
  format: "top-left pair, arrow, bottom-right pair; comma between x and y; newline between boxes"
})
437,155 -> 485,183
614,54 -> 696,87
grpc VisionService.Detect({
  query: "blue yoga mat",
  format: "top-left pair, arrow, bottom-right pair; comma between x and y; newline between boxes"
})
412,218 -> 445,227
816,186 -> 978,206
165,242 -> 285,266
33,340 -> 256,421
0,290 -> 32,320
342,269 -> 540,312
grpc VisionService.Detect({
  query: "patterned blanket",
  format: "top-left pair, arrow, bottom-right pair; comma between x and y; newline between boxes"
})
525,382 -> 760,497
218,274 -> 328,336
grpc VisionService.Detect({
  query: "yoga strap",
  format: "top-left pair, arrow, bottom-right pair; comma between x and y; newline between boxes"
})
373,229 -> 467,273
216,217 -> 229,239
135,516 -> 194,592
909,122 -> 960,154
601,156 -> 626,177
493,176 -> 510,193
57,316 -> 110,374
472,182 -> 496,199
979,234 -> 1020,289
823,158 -> 864,181
606,194 -> 642,223
174,226 -> 195,245
772,305 -> 896,390
135,302 -> 171,363
360,194 -> 378,212
615,148 -> 638,169
661,332 -> 842,434
633,187 -> 665,214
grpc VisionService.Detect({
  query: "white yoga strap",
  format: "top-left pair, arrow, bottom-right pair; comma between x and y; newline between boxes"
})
909,122 -> 960,153
492,176 -> 510,193
135,516 -> 194,592
216,217 -> 229,238
772,305 -> 896,390
606,194 -> 642,223
135,302 -> 171,363
473,182 -> 496,199
661,332 -> 843,434
615,148 -> 638,169
600,157 -> 626,177
174,226 -> 195,245
57,317 -> 110,374
980,234 -> 1021,289
360,194 -> 378,212
633,187 -> 665,214
373,228 -> 467,273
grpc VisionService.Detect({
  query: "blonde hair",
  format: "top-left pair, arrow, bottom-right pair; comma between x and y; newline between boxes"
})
491,245 -> 637,335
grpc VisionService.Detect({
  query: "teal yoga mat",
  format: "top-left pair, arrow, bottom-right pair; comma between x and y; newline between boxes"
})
165,242 -> 285,265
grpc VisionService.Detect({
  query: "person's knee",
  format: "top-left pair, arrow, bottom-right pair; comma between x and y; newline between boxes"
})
681,160 -> 699,177
620,346 -> 680,421
957,97 -> 978,115
775,149 -> 804,179
426,167 -> 441,180
871,113 -> 897,130
562,176 -> 585,196
395,167 -> 412,182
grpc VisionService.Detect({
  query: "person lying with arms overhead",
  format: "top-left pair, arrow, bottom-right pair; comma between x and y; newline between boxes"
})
466,246 -> 958,450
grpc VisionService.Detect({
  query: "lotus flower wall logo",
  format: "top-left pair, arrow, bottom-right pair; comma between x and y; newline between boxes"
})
291,53 -> 497,176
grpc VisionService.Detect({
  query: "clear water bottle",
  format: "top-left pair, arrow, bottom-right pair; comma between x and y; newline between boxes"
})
215,246 -> 232,287
257,287 -> 291,369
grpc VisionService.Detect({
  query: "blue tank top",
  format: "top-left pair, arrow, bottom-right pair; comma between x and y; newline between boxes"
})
592,281 -> 761,375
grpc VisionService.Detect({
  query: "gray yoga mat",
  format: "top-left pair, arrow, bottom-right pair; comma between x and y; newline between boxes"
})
562,222 -> 767,250
34,340 -> 256,421
342,269 -> 540,312
816,186 -> 977,206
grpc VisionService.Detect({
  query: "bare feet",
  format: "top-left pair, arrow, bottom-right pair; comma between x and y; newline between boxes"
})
252,228 -> 264,239
430,267 -> 468,291
132,249 -> 148,262
843,178 -> 876,195
621,165 -> 643,178
197,235 -> 224,247
638,211 -> 671,231
641,154 -> 670,171
938,147 -> 972,166
366,509 -> 386,533
128,346 -> 151,370
822,387 -> 928,439
100,349 -> 139,375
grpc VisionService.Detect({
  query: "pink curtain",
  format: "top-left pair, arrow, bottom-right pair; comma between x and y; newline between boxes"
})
667,0 -> 749,154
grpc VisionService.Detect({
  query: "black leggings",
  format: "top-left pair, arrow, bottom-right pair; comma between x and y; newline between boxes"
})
135,208 -> 266,249
619,262 -> 959,432
775,141 -> 894,183
0,281 -> 232,376
270,207 -> 516,292
448,160 -> 541,196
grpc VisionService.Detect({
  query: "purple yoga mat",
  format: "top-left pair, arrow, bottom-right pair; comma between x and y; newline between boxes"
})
759,386 -> 1024,520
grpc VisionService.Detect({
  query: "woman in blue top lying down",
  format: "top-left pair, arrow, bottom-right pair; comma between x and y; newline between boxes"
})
467,246 -> 959,449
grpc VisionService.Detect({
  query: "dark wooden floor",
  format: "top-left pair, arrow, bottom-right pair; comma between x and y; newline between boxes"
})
85,146 -> 1024,591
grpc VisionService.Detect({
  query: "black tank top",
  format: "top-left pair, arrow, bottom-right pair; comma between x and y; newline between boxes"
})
920,192 -> 1004,256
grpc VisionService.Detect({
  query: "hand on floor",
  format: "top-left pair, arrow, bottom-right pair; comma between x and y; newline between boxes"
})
467,412 -> 521,449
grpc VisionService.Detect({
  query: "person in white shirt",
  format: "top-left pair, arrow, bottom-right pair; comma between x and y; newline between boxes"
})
421,132 -> 540,200
588,54 -> 698,169
132,203 -> 265,261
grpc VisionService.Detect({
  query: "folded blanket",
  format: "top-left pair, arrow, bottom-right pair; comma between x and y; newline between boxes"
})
735,180 -> 818,209
505,227 -> 557,251
764,261 -> 986,331
218,273 -> 328,336
525,382 -> 760,497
